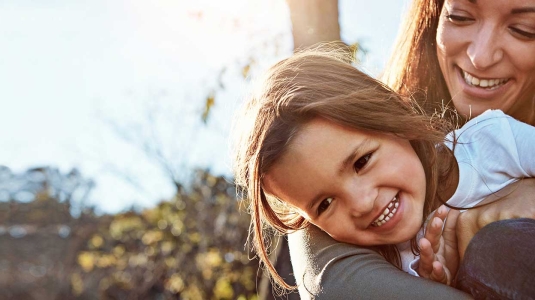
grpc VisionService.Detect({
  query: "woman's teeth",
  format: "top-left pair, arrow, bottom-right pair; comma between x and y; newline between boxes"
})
371,196 -> 399,227
462,70 -> 508,89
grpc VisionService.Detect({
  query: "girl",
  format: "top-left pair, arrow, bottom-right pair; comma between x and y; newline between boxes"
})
232,49 -> 535,291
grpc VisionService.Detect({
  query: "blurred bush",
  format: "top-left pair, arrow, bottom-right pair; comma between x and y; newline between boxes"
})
0,167 -> 259,300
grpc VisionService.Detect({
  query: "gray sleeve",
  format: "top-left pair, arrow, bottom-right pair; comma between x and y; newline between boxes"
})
288,225 -> 472,300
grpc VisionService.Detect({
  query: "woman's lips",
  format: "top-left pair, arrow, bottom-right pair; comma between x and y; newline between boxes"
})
456,66 -> 512,99
461,69 -> 509,90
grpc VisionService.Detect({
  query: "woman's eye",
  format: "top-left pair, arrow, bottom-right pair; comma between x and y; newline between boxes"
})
510,27 -> 535,40
317,197 -> 333,215
445,14 -> 474,23
354,153 -> 372,173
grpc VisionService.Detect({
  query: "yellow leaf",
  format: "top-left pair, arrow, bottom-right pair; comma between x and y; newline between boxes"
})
202,93 -> 215,123
142,230 -> 163,245
97,254 -> 117,268
161,241 -> 174,255
77,252 -> 94,272
165,274 -> 185,293
113,245 -> 125,257
165,257 -> 177,268
214,278 -> 234,299
90,235 -> 104,248
71,272 -> 84,296
242,64 -> 251,78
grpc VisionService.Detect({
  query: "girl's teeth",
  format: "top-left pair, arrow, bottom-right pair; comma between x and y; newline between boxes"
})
463,70 -> 507,89
372,196 -> 399,227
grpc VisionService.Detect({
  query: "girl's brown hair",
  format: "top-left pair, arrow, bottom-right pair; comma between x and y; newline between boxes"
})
382,0 -> 450,116
232,47 -> 454,290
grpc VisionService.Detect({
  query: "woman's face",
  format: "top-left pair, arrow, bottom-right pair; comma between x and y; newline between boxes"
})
436,0 -> 535,123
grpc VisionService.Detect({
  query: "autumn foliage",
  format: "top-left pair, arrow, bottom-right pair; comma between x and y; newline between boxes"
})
1,167 -> 260,300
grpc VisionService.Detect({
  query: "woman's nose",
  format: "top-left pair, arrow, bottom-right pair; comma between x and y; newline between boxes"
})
467,26 -> 503,70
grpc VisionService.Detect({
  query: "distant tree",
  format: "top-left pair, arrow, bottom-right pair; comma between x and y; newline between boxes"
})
260,2 -> 368,299
286,0 -> 341,49
73,170 -> 259,299
0,166 -> 101,299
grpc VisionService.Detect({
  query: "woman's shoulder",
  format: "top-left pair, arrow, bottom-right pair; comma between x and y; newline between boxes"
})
287,226 -> 472,299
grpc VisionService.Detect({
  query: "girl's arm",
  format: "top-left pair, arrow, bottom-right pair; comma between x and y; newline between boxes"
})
288,225 -> 472,299
456,113 -> 535,258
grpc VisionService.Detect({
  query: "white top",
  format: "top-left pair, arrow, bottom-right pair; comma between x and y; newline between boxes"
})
399,109 -> 535,275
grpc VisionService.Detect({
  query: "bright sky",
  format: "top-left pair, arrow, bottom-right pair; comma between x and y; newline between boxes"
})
0,0 -> 409,213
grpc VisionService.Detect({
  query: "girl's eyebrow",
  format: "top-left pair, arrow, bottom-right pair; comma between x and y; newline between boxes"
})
305,138 -> 372,214
338,138 -> 372,174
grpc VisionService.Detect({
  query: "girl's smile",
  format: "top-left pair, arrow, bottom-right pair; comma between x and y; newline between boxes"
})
370,193 -> 399,227
263,118 -> 427,246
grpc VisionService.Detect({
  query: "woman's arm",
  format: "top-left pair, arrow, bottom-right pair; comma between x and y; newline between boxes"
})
288,225 -> 472,299
456,178 -> 535,259
456,114 -> 535,258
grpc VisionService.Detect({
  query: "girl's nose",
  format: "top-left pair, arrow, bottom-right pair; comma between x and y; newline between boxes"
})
346,185 -> 376,218
467,26 -> 503,70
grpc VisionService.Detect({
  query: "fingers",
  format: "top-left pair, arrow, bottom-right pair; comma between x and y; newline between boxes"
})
443,208 -> 460,277
434,205 -> 449,221
419,238 -> 451,285
425,217 -> 444,253
430,261 -> 451,285
418,238 -> 434,278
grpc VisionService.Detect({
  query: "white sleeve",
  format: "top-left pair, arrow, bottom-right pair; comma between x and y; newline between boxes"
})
507,115 -> 535,176
445,110 -> 534,208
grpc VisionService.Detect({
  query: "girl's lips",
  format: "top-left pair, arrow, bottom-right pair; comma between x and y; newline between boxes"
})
369,193 -> 403,231
371,195 -> 399,227
456,66 -> 512,99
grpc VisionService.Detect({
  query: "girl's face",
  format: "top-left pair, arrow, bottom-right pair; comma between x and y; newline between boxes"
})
263,118 -> 427,246
436,0 -> 535,123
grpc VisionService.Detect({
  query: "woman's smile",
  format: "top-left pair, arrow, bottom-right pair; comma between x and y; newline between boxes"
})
461,68 -> 510,90
436,0 -> 535,123
456,66 -> 514,100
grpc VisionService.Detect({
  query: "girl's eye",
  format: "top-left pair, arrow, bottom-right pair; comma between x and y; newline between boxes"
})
445,14 -> 474,24
354,153 -> 372,173
317,197 -> 333,215
509,27 -> 535,40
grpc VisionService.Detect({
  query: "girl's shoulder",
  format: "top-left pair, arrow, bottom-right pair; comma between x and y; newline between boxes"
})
448,109 -> 512,143
464,109 -> 508,125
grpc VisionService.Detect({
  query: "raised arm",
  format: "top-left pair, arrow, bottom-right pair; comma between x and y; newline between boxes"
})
456,178 -> 535,259
288,225 -> 472,299
456,113 -> 535,258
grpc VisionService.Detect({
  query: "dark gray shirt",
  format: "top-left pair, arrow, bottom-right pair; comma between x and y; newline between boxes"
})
288,225 -> 472,299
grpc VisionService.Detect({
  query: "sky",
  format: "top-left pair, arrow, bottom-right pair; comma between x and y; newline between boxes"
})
0,0 -> 409,213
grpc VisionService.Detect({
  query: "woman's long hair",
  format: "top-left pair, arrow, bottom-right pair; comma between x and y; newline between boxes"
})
232,47 -> 455,290
382,0 -> 451,117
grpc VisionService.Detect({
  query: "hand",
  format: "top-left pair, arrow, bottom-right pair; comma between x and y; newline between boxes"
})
456,178 -> 535,260
418,205 -> 460,285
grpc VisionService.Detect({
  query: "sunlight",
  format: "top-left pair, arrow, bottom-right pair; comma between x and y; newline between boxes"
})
123,0 -> 289,66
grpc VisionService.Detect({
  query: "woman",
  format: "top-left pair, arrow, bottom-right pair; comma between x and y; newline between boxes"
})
288,0 -> 535,298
